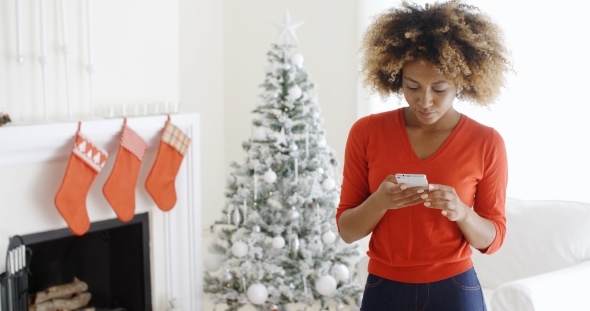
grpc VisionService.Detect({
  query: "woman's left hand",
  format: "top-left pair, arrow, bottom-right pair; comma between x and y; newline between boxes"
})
423,184 -> 470,222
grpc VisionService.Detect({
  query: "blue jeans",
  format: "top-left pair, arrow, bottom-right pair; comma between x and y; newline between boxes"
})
360,267 -> 487,311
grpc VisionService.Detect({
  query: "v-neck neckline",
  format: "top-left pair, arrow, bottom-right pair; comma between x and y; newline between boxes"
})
397,108 -> 466,164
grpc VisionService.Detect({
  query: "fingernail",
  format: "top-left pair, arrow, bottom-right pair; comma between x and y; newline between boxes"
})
400,185 -> 407,190
428,184 -> 433,190
420,194 -> 428,199
424,202 -> 431,207
441,210 -> 447,216
417,189 -> 424,193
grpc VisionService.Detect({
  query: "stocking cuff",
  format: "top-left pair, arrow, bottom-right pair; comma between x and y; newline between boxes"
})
121,124 -> 148,161
162,122 -> 191,156
72,133 -> 108,172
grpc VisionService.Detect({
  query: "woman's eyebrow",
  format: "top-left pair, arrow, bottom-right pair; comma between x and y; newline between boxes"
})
403,76 -> 448,85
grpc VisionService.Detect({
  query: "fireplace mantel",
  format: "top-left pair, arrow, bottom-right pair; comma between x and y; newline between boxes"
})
0,114 -> 202,310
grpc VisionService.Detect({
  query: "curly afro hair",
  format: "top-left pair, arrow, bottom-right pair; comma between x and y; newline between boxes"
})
360,0 -> 512,106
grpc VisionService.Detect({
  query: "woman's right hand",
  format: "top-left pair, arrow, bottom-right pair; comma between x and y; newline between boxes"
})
370,174 -> 428,211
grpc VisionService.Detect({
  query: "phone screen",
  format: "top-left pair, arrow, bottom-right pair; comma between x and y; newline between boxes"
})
395,174 -> 428,189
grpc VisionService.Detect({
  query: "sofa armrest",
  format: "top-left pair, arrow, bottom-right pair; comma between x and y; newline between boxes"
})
491,260 -> 590,311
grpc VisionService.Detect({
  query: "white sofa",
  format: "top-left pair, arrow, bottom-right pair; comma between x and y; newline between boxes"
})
356,197 -> 590,310
472,197 -> 590,310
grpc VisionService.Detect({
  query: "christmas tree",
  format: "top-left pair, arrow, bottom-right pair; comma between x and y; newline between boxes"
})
203,11 -> 363,311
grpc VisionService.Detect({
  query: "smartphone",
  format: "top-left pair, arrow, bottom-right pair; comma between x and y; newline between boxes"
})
395,174 -> 429,189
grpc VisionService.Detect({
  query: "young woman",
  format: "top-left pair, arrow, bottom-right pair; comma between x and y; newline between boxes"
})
336,1 -> 512,310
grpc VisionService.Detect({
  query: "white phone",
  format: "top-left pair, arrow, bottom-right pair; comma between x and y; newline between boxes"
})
395,173 -> 429,189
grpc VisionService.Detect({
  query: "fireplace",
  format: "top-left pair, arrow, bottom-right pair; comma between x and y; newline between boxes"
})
19,213 -> 152,311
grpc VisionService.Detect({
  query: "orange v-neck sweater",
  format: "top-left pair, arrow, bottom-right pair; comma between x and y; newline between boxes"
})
336,108 -> 508,283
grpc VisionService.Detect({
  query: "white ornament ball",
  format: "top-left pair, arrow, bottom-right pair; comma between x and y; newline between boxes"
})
317,167 -> 325,175
322,231 -> 336,244
322,177 -> 336,191
284,63 -> 291,70
226,174 -> 237,185
291,53 -> 304,68
263,169 -> 277,184
272,236 -> 286,249
331,264 -> 350,282
336,303 -> 344,311
203,253 -> 222,272
252,225 -> 261,233
289,143 -> 298,151
231,241 -> 249,258
315,275 -> 337,296
288,85 -> 302,101
247,283 -> 269,305
287,208 -> 300,220
252,127 -> 267,141
263,61 -> 273,73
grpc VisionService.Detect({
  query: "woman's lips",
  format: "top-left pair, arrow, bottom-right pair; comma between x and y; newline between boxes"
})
417,111 -> 435,118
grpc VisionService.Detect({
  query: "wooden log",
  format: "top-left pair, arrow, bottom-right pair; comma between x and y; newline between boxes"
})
29,292 -> 91,311
29,278 -> 88,304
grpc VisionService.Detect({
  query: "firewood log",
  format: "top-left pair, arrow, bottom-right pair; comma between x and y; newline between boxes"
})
29,292 -> 91,311
29,277 -> 89,304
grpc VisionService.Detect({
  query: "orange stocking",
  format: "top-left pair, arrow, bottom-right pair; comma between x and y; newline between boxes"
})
55,125 -> 108,235
103,121 -> 147,222
145,119 -> 191,211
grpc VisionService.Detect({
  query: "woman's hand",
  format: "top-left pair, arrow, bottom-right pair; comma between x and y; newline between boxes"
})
423,184 -> 470,221
371,175 -> 428,211
424,184 -> 498,250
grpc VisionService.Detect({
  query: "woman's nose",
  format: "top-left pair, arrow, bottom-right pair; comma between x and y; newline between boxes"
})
417,90 -> 433,108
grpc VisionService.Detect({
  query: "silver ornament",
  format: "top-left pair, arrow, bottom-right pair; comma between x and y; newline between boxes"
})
232,205 -> 242,226
226,174 -> 237,185
336,303 -> 344,311
291,235 -> 300,254
241,276 -> 247,291
289,143 -> 298,151
252,225 -> 261,233
221,270 -> 233,283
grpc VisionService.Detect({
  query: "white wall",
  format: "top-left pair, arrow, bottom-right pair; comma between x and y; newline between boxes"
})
179,0 -> 225,238
0,0 -> 178,121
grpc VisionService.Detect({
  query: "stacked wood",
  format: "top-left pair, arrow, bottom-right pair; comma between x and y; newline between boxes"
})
29,278 -> 92,311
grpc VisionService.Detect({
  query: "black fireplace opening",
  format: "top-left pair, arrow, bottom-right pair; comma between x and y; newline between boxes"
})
19,212 -> 152,311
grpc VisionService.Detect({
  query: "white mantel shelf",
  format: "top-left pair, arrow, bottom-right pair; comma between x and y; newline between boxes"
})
0,114 -> 194,166
0,114 -> 203,311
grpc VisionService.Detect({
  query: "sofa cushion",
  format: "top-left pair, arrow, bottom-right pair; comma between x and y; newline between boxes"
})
491,260 -> 590,311
471,197 -> 590,289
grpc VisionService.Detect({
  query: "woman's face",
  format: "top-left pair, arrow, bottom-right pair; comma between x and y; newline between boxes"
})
402,59 -> 458,125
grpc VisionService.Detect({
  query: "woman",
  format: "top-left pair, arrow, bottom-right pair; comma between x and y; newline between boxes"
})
336,1 -> 512,310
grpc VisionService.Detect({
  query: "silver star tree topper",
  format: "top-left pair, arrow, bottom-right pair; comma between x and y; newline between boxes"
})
272,10 -> 305,44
